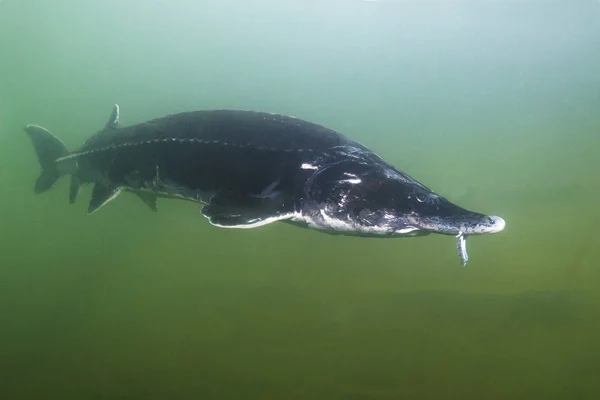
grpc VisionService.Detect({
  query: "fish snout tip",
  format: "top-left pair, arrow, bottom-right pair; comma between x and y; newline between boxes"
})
488,215 -> 506,233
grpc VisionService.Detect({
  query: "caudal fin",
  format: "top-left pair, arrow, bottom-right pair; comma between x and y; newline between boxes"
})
24,124 -> 69,193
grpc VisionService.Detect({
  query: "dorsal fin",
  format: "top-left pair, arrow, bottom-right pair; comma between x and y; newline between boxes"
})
106,104 -> 120,129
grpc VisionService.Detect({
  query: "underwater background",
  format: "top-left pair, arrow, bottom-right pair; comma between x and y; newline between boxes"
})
1,0 -> 600,398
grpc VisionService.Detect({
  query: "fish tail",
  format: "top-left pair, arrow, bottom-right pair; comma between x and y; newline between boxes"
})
23,124 -> 77,196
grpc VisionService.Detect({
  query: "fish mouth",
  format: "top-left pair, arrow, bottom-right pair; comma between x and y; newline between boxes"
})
421,214 -> 505,267
403,207 -> 505,266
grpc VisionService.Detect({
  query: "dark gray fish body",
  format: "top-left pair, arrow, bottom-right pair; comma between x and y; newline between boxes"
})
24,105 -> 505,265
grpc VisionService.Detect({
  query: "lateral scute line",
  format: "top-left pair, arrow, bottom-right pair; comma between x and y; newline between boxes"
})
56,137 -> 316,161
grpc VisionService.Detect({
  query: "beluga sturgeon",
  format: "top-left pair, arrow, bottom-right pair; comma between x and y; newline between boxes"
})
24,105 -> 505,265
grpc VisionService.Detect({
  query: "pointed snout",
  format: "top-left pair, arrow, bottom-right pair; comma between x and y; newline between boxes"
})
409,212 -> 506,236
456,214 -> 506,236
485,216 -> 506,234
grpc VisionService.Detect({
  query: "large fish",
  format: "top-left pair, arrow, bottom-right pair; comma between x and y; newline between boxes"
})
24,105 -> 505,265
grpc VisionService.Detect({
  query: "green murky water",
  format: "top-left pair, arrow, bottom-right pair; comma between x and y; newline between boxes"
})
1,1 -> 600,399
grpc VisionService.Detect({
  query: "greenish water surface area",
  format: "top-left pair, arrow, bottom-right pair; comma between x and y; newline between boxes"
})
1,1 -> 600,399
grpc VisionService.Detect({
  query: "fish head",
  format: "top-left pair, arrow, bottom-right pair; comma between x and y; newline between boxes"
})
390,185 -> 506,236
302,157 -> 505,238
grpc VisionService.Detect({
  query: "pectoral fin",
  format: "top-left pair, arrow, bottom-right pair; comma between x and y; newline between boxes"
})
88,183 -> 121,214
135,192 -> 158,212
201,190 -> 293,228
